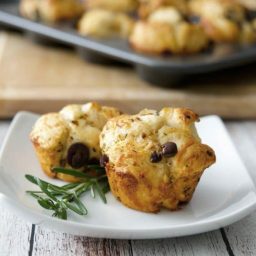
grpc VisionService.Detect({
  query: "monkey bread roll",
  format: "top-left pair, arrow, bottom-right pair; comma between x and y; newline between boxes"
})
20,0 -> 84,22
138,0 -> 188,19
78,9 -> 134,38
85,0 -> 139,13
189,0 -> 256,44
30,102 -> 121,182
129,7 -> 209,54
100,108 -> 216,213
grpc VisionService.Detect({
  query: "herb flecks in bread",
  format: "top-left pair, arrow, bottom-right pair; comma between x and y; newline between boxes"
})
100,107 -> 216,212
30,102 -> 121,182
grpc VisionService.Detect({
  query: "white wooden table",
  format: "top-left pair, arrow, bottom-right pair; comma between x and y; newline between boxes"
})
0,120 -> 256,256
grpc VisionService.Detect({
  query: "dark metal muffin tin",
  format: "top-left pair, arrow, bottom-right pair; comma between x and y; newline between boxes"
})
1,0 -> 256,86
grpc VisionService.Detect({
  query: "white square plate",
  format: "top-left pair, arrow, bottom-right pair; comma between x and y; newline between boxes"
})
0,112 -> 255,239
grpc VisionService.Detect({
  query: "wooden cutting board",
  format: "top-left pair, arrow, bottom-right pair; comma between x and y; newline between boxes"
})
0,31 -> 256,119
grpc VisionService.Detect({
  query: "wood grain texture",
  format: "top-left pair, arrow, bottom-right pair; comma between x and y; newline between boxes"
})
32,226 -> 132,256
0,205 -> 32,256
131,231 -> 228,256
31,227 -> 228,256
0,32 -> 256,118
223,122 -> 256,256
0,121 -> 32,256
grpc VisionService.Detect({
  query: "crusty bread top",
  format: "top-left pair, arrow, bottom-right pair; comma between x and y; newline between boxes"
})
100,107 -> 204,168
30,102 -> 121,160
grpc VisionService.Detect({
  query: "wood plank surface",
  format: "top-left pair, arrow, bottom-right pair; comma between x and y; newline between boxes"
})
31,228 -> 228,256
0,122 -> 32,256
0,205 -> 32,256
223,123 -> 256,256
0,32 -> 256,118
131,232 -> 228,256
32,227 -> 132,256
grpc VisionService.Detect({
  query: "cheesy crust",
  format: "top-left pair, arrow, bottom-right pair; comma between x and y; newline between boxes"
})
20,0 -> 84,22
138,0 -> 188,19
30,102 -> 121,182
100,108 -> 216,212
130,7 -> 209,54
189,0 -> 256,44
85,0 -> 138,13
78,9 -> 134,38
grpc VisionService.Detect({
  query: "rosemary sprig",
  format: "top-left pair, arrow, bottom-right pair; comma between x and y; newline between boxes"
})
25,165 -> 109,220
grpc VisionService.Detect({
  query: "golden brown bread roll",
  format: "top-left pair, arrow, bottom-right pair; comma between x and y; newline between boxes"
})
30,102 -> 121,182
78,9 -> 134,38
130,7 -> 209,54
100,108 -> 216,212
138,0 -> 188,19
20,0 -> 84,22
189,0 -> 256,44
85,0 -> 138,13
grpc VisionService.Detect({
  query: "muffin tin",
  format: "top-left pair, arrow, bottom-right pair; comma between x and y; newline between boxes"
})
1,0 -> 256,86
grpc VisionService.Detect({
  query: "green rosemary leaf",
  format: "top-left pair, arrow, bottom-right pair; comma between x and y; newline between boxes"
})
37,198 -> 55,210
63,201 -> 85,215
25,174 -> 41,185
36,178 -> 58,202
27,190 -> 63,197
52,167 -> 92,179
73,195 -> 88,215
61,183 -> 81,190
101,182 -> 110,194
48,184 -> 70,195
26,191 -> 43,200
90,184 -> 95,198
56,207 -> 67,220
64,196 -> 88,216
26,175 -> 62,191
25,162 -> 109,220
75,182 -> 92,198
94,182 -> 107,204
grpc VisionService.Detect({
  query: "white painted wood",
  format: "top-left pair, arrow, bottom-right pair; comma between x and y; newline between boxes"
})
32,226 -> 132,256
131,231 -> 229,256
226,122 -> 256,182
0,121 -> 32,256
223,122 -> 256,256
224,215 -> 256,256
0,205 -> 32,256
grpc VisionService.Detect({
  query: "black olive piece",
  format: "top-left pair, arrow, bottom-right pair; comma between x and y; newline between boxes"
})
88,157 -> 100,165
150,151 -> 162,163
67,143 -> 89,169
162,142 -> 178,158
100,155 -> 109,167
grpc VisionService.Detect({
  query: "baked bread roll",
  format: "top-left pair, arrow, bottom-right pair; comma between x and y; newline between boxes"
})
78,9 -> 134,38
20,0 -> 84,22
85,0 -> 138,13
189,0 -> 256,44
130,7 -> 209,54
30,102 -> 121,182
100,108 -> 216,212
138,0 -> 188,19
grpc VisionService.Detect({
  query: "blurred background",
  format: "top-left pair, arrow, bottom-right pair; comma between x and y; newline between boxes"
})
0,0 -> 255,118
